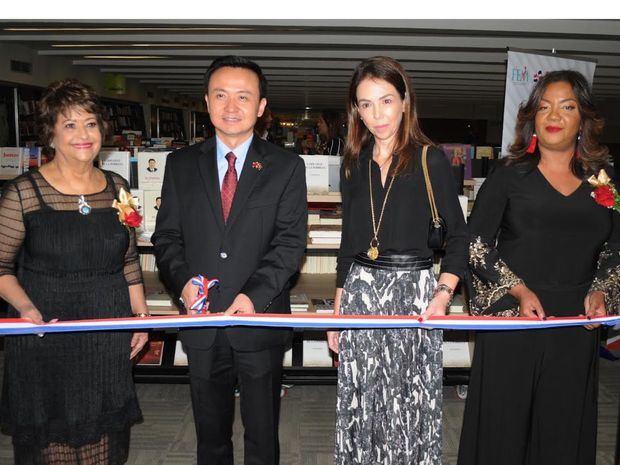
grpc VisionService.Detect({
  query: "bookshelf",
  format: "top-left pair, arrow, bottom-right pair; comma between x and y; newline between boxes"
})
153,106 -> 186,140
100,99 -> 146,137
190,110 -> 214,141
0,85 -> 17,147
16,86 -> 43,146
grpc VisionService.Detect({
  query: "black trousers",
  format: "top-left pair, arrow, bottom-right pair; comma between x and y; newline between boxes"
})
186,329 -> 284,465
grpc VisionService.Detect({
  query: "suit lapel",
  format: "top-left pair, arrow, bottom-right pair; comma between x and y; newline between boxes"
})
225,138 -> 265,230
197,140 -> 225,232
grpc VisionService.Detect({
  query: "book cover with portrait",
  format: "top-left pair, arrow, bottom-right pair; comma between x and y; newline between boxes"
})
135,340 -> 165,366
137,150 -> 170,188
143,189 -> 162,232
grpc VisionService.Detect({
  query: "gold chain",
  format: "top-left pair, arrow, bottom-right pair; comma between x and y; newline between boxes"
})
367,157 -> 396,260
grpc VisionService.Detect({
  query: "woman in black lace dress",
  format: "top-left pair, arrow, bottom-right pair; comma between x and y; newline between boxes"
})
0,79 -> 148,464
458,70 -> 620,465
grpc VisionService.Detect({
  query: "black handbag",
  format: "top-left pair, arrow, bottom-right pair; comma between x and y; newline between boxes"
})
421,145 -> 447,250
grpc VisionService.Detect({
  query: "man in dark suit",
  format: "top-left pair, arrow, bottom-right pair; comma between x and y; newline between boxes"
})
152,56 -> 307,465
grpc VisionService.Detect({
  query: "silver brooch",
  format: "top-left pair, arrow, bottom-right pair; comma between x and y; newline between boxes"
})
78,195 -> 91,215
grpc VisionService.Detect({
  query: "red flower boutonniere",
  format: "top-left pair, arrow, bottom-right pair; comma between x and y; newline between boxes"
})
588,169 -> 620,212
252,161 -> 263,170
112,187 -> 143,228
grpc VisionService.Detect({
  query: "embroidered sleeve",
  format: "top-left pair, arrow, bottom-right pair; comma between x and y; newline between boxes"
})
468,236 -> 522,316
589,243 -> 620,315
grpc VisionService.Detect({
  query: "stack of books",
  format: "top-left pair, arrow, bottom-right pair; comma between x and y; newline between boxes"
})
290,293 -> 310,313
308,225 -> 342,245
311,298 -> 335,314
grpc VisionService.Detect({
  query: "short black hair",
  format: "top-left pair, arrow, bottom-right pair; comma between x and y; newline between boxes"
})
148,158 -> 156,163
204,55 -> 268,99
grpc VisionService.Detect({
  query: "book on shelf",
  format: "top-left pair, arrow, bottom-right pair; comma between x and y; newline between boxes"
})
311,298 -> 334,314
22,146 -> 41,172
129,157 -> 139,188
308,211 -> 321,225
442,330 -> 474,368
328,156 -> 343,193
309,237 -> 341,244
449,293 -> 467,315
290,293 -> 310,313
173,339 -> 188,366
122,130 -> 143,147
458,195 -> 468,222
143,189 -> 162,232
137,150 -> 170,188
98,150 -> 131,182
475,146 -> 494,159
439,143 -> 474,180
0,147 -> 22,177
302,339 -> 333,367
300,155 -> 330,194
146,290 -> 173,307
283,347 -> 293,367
136,340 -> 165,366
300,255 -> 337,274
139,254 -> 158,272
319,217 -> 342,226
308,224 -> 342,238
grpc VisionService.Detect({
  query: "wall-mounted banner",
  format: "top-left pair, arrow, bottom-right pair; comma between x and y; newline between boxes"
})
500,49 -> 596,157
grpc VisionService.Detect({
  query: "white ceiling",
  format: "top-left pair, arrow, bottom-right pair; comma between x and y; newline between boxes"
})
1,19 -> 620,111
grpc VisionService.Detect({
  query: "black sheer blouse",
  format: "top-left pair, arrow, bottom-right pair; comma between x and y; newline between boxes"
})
0,170 -> 143,286
336,143 -> 468,287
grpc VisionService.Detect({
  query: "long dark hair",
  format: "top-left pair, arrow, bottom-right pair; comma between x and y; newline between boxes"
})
507,69 -> 608,178
344,56 -> 432,178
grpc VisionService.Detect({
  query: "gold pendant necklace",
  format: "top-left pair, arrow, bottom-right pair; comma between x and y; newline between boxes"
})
367,156 -> 396,260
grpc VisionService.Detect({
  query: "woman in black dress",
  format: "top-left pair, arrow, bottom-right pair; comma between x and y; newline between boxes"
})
327,56 -> 468,465
458,70 -> 619,465
0,79 -> 148,464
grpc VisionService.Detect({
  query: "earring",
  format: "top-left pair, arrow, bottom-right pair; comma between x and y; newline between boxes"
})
575,133 -> 582,159
526,133 -> 538,154
50,142 -> 55,149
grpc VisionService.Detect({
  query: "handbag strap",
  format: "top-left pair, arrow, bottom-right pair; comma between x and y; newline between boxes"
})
421,145 -> 440,225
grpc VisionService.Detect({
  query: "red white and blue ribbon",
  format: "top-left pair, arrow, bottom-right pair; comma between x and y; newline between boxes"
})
0,313 -> 618,336
188,275 -> 219,313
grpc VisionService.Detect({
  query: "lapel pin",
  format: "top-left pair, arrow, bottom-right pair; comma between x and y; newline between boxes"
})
252,161 -> 263,170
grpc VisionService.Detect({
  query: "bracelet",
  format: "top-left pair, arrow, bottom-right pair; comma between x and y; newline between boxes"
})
133,312 -> 150,318
432,284 -> 454,305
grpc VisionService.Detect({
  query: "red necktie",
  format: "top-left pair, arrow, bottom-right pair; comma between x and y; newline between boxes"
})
221,151 -> 237,223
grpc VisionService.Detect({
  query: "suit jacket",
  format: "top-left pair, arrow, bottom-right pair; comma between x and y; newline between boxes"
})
151,136 -> 307,351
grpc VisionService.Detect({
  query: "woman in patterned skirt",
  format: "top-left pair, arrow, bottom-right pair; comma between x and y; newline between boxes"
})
327,56 -> 468,465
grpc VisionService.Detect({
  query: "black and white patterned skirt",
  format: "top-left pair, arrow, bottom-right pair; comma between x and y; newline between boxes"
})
334,262 -> 443,465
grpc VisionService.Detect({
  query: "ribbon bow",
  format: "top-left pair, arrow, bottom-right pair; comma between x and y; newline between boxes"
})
189,275 -> 220,313
113,187 -> 136,218
587,169 -> 612,188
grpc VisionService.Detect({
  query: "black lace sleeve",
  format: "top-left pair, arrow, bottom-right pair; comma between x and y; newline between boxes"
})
0,181 -> 25,277
467,166 -> 523,316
